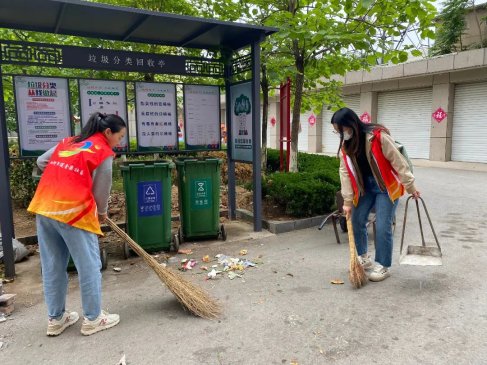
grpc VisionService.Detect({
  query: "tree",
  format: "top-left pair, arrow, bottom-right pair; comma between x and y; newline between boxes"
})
189,0 -> 436,172
250,0 -> 437,171
430,0 -> 468,56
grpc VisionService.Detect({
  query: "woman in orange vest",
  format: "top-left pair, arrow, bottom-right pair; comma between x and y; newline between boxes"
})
28,112 -> 126,336
332,107 -> 420,282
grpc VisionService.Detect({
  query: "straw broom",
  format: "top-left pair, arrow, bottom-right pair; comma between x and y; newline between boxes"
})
106,218 -> 221,319
346,216 -> 368,288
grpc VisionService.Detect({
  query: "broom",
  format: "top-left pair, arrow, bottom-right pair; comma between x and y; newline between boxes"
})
106,218 -> 221,319
346,216 -> 368,288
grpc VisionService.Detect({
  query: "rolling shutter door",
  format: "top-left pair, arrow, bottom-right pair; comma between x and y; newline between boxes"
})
322,95 -> 361,155
452,82 -> 487,163
377,88 -> 432,159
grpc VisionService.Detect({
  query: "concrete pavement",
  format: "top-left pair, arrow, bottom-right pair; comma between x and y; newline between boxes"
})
1,165 -> 487,364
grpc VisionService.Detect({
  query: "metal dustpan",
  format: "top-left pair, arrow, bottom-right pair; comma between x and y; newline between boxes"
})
399,196 -> 442,266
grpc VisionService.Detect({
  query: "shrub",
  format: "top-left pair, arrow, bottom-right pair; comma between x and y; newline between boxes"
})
266,148 -> 284,173
266,149 -> 339,174
263,172 -> 337,217
8,143 -> 37,208
297,151 -> 340,173
258,149 -> 341,217
10,159 -> 37,208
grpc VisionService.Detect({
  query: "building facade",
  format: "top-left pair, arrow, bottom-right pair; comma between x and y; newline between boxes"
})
264,47 -> 487,164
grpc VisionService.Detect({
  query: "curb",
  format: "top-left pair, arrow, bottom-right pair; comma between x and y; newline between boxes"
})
236,208 -> 327,234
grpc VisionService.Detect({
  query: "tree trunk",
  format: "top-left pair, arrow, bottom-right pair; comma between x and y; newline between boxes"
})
261,64 -> 269,172
289,46 -> 304,173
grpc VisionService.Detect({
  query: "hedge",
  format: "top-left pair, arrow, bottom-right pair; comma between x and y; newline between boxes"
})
260,149 -> 341,217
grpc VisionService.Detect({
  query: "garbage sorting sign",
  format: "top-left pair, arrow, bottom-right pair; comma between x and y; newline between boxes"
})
137,181 -> 162,216
14,76 -> 71,157
135,82 -> 178,151
191,178 -> 211,209
230,81 -> 253,162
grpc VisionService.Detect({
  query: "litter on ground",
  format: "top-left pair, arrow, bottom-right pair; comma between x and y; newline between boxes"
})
178,249 -> 193,255
330,279 -> 344,285
180,259 -> 197,271
169,252 -> 260,280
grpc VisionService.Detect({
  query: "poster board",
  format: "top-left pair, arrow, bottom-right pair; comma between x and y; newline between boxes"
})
135,82 -> 178,151
79,79 -> 128,152
14,76 -> 71,157
230,81 -> 253,162
183,85 -> 220,150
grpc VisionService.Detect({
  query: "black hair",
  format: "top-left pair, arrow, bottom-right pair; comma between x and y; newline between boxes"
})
73,112 -> 126,143
331,107 -> 388,157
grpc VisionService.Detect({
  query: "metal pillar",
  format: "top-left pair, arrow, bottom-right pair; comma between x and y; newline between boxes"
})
0,68 -> 16,279
224,51 -> 236,220
251,40 -> 262,232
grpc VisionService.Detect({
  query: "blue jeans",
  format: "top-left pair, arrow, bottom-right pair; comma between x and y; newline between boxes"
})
37,215 -> 102,321
352,175 -> 398,267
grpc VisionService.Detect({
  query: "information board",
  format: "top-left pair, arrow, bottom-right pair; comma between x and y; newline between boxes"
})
135,82 -> 178,151
230,82 -> 253,162
14,76 -> 71,157
183,85 -> 220,150
79,79 -> 128,152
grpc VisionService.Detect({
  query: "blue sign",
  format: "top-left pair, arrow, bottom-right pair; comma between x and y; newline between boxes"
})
137,181 -> 162,217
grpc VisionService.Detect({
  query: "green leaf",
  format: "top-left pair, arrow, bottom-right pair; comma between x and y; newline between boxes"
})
366,54 -> 377,64
411,49 -> 423,57
360,0 -> 375,9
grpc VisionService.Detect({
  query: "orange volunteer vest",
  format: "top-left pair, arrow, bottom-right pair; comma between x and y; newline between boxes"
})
28,132 -> 115,234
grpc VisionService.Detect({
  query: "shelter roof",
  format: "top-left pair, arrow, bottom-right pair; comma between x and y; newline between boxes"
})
0,0 -> 277,51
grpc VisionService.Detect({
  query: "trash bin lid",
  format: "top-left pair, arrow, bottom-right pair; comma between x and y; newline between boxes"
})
174,157 -> 221,166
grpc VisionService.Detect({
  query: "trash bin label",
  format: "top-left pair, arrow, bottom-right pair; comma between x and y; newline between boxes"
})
191,178 -> 212,210
137,181 -> 162,216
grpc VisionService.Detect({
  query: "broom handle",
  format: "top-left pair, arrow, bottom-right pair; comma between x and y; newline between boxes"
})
105,218 -> 157,264
346,216 -> 358,259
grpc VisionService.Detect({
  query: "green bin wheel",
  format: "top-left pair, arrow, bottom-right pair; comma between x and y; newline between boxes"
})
171,233 -> 180,252
220,224 -> 227,241
100,248 -> 108,271
123,242 -> 131,259
178,226 -> 184,243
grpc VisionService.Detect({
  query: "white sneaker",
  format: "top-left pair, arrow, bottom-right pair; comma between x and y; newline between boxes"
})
81,310 -> 120,336
47,310 -> 79,336
369,265 -> 390,282
358,254 -> 374,270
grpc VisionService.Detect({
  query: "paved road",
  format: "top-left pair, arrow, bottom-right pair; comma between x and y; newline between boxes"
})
1,166 -> 487,365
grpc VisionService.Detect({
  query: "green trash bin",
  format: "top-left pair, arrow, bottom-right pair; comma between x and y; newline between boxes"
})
175,157 -> 226,242
31,166 -> 108,271
121,161 -> 177,256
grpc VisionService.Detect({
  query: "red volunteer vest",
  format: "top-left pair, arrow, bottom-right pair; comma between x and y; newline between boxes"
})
343,129 -> 405,206
28,133 -> 115,234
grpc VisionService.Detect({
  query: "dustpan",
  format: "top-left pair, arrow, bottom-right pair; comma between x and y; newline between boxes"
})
399,196 -> 442,266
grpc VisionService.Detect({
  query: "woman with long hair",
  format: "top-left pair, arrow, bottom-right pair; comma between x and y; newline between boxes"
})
332,107 -> 420,282
28,112 -> 126,336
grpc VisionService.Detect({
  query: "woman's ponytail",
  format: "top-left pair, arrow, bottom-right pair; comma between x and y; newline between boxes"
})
73,112 -> 126,143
